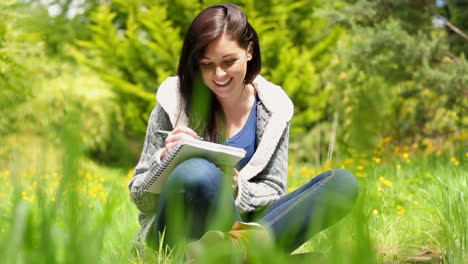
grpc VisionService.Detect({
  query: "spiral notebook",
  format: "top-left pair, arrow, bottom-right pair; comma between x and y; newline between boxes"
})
142,138 -> 246,193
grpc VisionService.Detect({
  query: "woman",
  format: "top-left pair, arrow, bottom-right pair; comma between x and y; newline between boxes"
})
129,3 -> 359,258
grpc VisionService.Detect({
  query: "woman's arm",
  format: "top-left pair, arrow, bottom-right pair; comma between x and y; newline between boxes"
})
236,123 -> 289,212
128,104 -> 172,214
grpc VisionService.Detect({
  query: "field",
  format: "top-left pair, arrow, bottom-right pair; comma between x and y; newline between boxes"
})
2,1 -> 467,263
0,133 -> 466,264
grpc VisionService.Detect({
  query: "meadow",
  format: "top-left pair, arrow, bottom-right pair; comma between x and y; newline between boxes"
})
0,130 -> 466,264
1,1 -> 466,263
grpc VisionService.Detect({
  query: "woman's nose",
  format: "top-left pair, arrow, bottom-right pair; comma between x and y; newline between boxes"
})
214,66 -> 227,78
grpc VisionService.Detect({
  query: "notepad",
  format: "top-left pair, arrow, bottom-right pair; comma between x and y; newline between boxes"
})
141,138 -> 246,193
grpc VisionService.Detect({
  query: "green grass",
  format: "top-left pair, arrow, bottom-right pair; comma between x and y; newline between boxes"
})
0,130 -> 466,263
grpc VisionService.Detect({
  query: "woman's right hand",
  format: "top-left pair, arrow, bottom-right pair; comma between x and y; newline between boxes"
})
161,126 -> 200,159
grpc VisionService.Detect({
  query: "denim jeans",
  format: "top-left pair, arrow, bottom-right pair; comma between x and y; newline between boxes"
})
153,158 -> 359,252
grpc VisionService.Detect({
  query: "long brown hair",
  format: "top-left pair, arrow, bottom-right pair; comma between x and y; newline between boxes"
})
177,3 -> 261,142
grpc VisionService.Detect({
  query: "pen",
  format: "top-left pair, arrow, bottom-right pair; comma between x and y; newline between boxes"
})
157,130 -> 204,141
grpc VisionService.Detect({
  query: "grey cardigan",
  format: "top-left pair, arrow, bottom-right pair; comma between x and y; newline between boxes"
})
128,75 -> 294,244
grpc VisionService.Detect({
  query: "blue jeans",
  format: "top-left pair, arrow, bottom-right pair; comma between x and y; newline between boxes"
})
153,158 -> 359,252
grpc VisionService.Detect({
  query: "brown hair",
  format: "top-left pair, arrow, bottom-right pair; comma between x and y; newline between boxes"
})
177,3 -> 261,142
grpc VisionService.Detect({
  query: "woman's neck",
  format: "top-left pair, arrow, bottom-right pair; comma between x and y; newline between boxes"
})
218,84 -> 255,118
217,83 -> 256,138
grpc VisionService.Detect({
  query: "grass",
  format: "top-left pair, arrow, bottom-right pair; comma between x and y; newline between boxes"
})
0,128 -> 466,263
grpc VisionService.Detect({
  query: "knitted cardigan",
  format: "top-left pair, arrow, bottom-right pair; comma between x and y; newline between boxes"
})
128,75 -> 294,245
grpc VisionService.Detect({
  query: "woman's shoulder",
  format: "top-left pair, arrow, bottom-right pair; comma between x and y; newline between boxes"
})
155,76 -> 181,104
155,76 -> 188,125
253,75 -> 294,121
156,76 -> 179,95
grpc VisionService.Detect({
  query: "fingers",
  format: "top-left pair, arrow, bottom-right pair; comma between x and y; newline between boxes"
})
171,126 -> 198,137
163,126 -> 200,155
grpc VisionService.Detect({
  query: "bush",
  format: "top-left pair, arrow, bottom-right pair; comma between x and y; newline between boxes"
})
320,2 -> 467,153
0,3 -> 41,137
73,0 -> 339,138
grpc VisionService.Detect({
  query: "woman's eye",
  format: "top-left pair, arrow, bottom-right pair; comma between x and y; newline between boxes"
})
200,63 -> 214,69
224,60 -> 236,66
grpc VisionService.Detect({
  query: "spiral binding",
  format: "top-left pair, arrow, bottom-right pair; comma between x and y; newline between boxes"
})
142,142 -> 183,191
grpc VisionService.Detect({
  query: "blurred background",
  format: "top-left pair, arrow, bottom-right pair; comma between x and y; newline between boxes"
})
1,0 -> 466,166
0,1 -> 466,263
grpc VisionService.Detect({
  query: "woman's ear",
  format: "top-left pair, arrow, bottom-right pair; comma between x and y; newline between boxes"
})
246,41 -> 254,61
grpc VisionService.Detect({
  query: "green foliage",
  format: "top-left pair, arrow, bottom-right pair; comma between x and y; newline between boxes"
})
18,0 -> 101,57
15,64 -> 128,162
319,1 -> 467,153
74,0 -> 338,137
4,0 -> 466,162
0,2 -> 41,137
1,138 -> 466,262
241,0 -> 340,135
443,0 -> 468,55
73,1 -> 183,135
428,164 -> 467,263
0,120 -> 131,263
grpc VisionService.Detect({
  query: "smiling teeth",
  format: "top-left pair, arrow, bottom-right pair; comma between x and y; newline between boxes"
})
214,78 -> 231,85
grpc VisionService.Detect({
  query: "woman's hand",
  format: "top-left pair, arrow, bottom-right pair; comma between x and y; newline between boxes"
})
161,126 -> 200,159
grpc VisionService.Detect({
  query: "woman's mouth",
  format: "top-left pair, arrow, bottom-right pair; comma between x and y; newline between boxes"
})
213,78 -> 232,87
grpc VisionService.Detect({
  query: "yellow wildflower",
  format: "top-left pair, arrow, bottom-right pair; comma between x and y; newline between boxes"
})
379,176 -> 393,188
356,165 -> 364,170
1,170 -> 10,179
396,205 -> 406,215
373,157 -> 381,164
450,157 -> 460,166
383,137 -> 392,143
300,167 -> 313,176
410,200 -> 419,208
356,172 -> 368,178
372,209 -> 379,215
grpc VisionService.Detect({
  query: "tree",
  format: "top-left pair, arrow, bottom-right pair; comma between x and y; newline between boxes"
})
320,0 -> 467,152
74,0 -> 339,139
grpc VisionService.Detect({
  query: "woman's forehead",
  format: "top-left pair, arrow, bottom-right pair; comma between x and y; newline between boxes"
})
202,34 -> 244,59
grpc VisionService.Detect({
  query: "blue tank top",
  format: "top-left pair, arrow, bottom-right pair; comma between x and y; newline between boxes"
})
225,98 -> 257,170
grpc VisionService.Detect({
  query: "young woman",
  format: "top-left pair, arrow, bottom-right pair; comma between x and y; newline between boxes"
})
129,3 -> 359,258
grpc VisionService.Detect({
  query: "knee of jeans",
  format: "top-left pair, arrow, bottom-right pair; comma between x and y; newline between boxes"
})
167,158 -> 222,194
331,168 -> 359,205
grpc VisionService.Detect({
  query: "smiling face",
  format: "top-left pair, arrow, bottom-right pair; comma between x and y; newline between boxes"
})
199,33 -> 253,101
